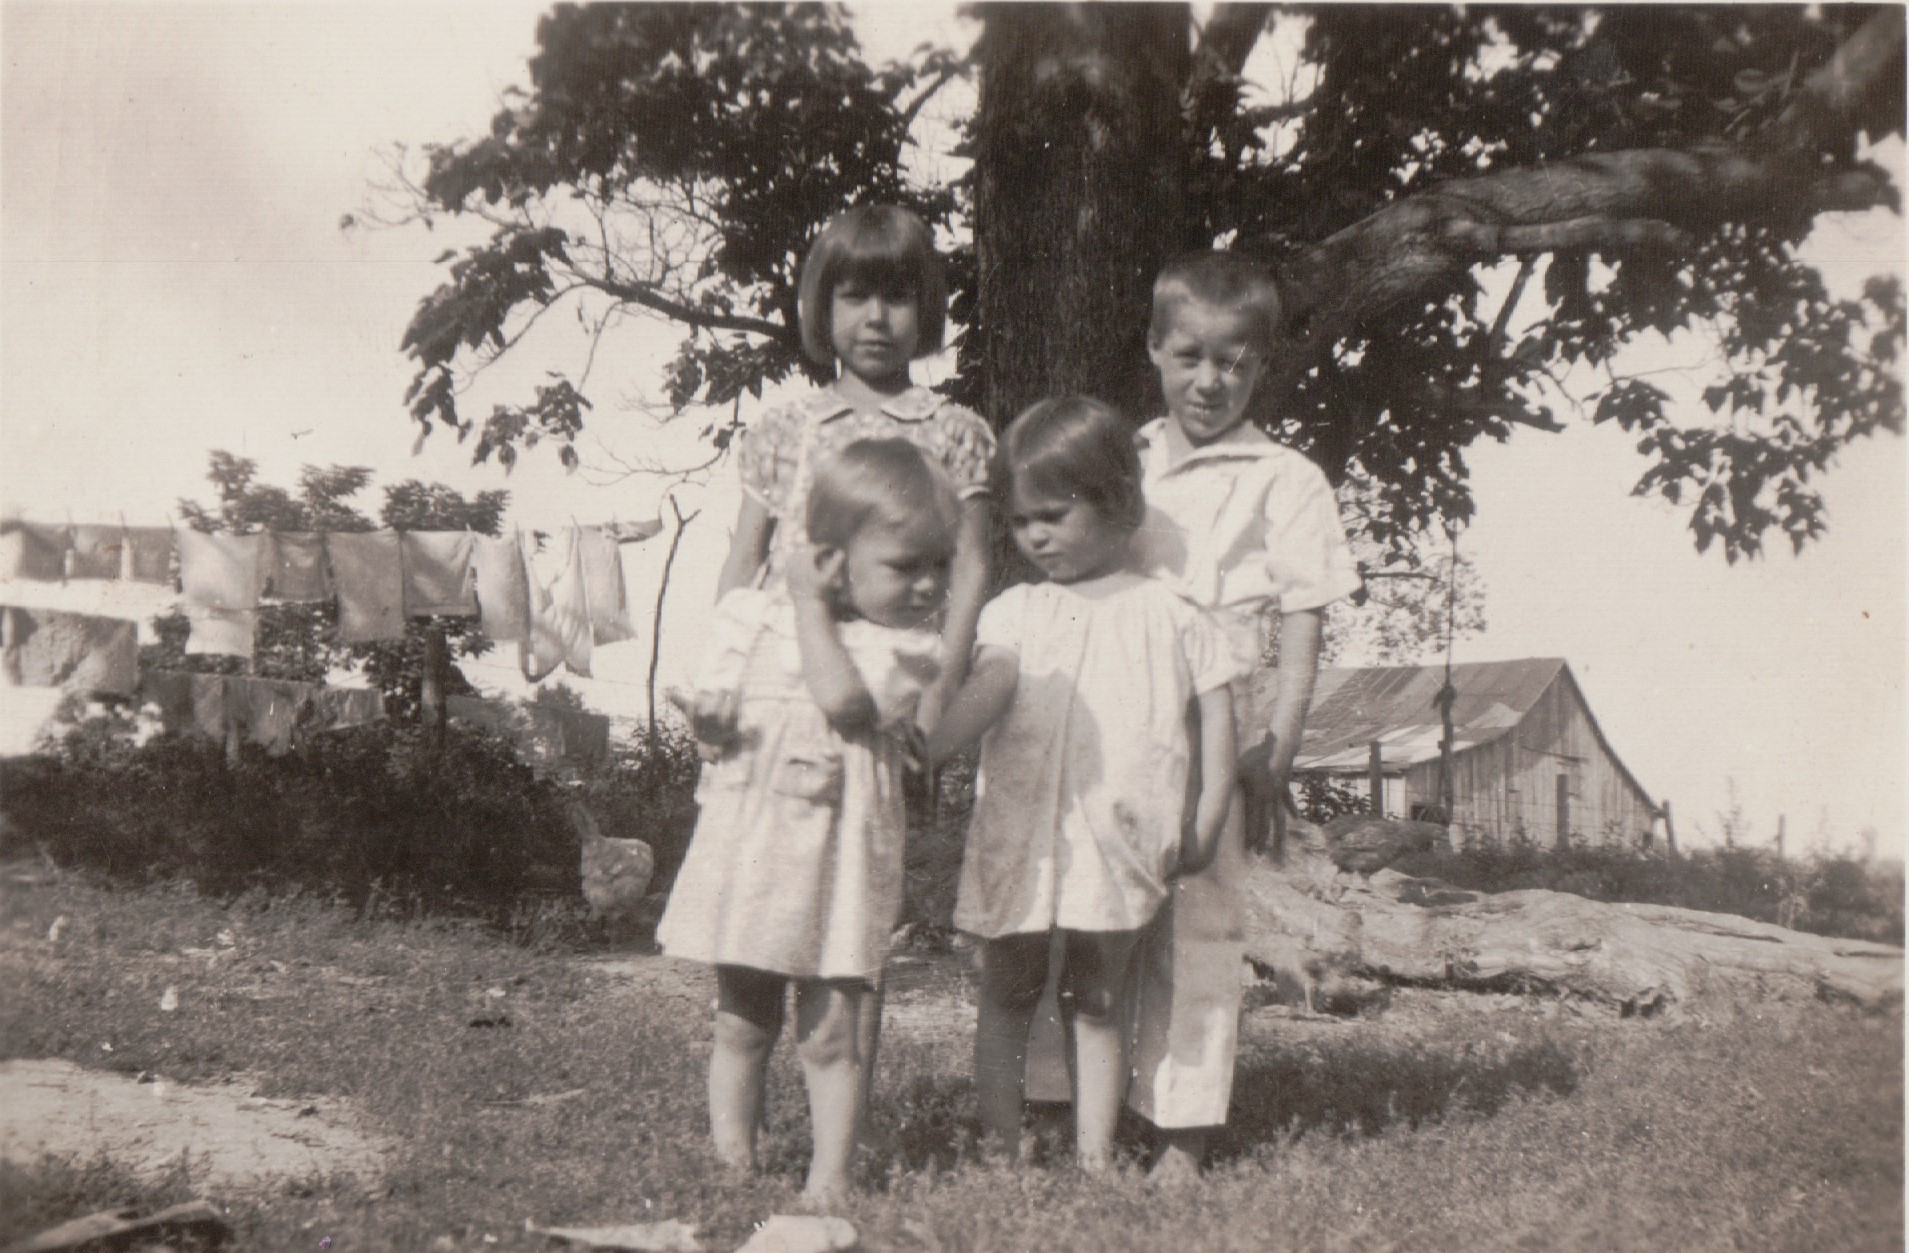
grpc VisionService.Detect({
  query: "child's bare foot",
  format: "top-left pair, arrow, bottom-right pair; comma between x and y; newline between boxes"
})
796,1182 -> 853,1213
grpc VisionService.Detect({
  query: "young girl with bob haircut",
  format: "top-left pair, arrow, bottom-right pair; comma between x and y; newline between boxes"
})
719,204 -> 994,704
662,438 -> 960,1203
929,396 -> 1241,1171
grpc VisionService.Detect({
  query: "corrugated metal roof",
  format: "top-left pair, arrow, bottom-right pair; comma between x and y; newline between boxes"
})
1295,657 -> 1567,772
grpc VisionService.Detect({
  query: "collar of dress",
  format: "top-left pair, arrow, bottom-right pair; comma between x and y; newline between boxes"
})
1135,416 -> 1281,472
801,385 -> 945,425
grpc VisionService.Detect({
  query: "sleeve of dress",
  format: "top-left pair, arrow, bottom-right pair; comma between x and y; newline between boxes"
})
1263,452 -> 1364,613
847,628 -> 945,729
735,403 -> 796,513
690,588 -> 770,697
1180,602 -> 1248,695
972,585 -> 1024,655
935,404 -> 1001,501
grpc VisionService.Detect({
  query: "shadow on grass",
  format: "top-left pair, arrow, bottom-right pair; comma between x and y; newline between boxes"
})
1212,1033 -> 1581,1160
856,1031 -> 1582,1181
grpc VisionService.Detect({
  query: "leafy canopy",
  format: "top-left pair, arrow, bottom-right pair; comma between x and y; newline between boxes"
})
384,3 -> 1903,561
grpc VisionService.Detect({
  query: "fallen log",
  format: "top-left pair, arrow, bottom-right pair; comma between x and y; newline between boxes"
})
1243,815 -> 1904,1015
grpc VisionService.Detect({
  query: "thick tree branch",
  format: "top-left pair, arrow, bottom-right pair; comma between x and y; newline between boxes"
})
593,276 -> 792,344
1763,6 -> 1905,155
1270,9 -> 1904,361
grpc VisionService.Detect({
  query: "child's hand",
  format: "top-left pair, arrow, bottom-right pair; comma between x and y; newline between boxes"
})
786,543 -> 847,606
667,685 -> 741,757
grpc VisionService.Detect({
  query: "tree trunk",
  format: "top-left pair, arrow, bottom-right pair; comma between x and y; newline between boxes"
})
971,3 -> 1197,430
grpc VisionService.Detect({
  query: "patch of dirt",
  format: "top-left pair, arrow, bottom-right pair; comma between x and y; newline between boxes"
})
0,1058 -> 393,1191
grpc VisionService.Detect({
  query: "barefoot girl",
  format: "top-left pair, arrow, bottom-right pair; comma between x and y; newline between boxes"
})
928,397 -> 1240,1171
659,439 -> 959,1202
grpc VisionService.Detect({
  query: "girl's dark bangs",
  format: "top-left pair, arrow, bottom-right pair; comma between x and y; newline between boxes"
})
833,223 -> 923,292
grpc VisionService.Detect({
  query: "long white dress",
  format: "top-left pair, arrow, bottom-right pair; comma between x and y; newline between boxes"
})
954,573 -> 1239,939
656,589 -> 941,981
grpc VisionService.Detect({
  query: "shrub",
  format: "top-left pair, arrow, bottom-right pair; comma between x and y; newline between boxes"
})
0,703 -> 706,925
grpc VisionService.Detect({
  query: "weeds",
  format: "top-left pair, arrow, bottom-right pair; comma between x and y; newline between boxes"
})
0,873 -> 1900,1252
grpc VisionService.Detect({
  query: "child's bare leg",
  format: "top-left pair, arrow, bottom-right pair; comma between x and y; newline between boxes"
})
792,978 -> 868,1203
711,965 -> 786,1170
973,932 -> 1052,1159
1151,1128 -> 1209,1182
1061,929 -> 1142,1173
855,976 -> 884,1141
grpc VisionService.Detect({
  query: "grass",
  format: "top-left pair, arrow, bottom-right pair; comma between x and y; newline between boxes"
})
1,870 -> 1900,1252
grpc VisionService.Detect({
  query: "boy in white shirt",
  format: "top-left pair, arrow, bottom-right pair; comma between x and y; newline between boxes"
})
1128,251 -> 1362,1177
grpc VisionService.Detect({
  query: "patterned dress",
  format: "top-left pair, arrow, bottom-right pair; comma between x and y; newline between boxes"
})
737,384 -> 996,583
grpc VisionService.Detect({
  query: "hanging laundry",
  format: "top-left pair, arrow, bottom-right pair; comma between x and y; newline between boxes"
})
521,529 -> 592,680
190,673 -> 228,740
401,532 -> 477,618
0,522 -> 71,582
578,526 -> 636,645
327,530 -> 405,643
606,517 -> 665,544
67,525 -> 126,580
177,530 -> 265,611
143,670 -> 386,744
1,605 -> 138,695
121,527 -> 176,585
226,676 -> 311,754
185,605 -> 257,661
0,685 -> 67,757
471,533 -> 529,644
266,532 -> 329,601
308,684 -> 384,733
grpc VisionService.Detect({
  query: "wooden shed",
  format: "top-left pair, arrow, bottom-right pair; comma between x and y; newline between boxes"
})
1294,658 -> 1661,850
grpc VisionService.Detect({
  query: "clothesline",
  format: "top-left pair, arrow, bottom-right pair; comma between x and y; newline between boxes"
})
1,519 -> 667,683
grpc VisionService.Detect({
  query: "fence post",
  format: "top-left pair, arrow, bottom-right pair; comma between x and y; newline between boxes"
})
1368,740 -> 1384,818
421,624 -> 448,746
1661,799 -> 1677,856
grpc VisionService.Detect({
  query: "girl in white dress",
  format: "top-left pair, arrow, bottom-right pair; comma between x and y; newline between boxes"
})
659,439 -> 957,1202
928,397 -> 1240,1171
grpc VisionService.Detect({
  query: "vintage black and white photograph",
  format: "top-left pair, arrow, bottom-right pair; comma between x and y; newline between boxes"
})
1,3 -> 1902,1249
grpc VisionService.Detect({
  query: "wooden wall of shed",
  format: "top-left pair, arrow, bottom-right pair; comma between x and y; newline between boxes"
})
1401,673 -> 1656,849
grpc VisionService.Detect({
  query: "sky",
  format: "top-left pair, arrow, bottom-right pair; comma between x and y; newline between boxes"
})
2,1 -> 1903,855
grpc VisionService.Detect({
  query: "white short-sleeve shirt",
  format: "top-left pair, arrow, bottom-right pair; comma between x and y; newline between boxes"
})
1131,418 -> 1362,667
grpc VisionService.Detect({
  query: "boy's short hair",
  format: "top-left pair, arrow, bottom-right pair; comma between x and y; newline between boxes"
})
806,438 -> 960,549
1004,396 -> 1147,533
1148,251 -> 1284,351
796,206 -> 949,368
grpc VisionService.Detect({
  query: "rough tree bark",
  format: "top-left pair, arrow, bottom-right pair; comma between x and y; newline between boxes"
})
971,3 -> 1197,426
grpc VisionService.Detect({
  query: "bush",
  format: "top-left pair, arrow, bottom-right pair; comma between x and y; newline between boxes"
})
0,702 -> 706,925
573,724 -> 703,894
